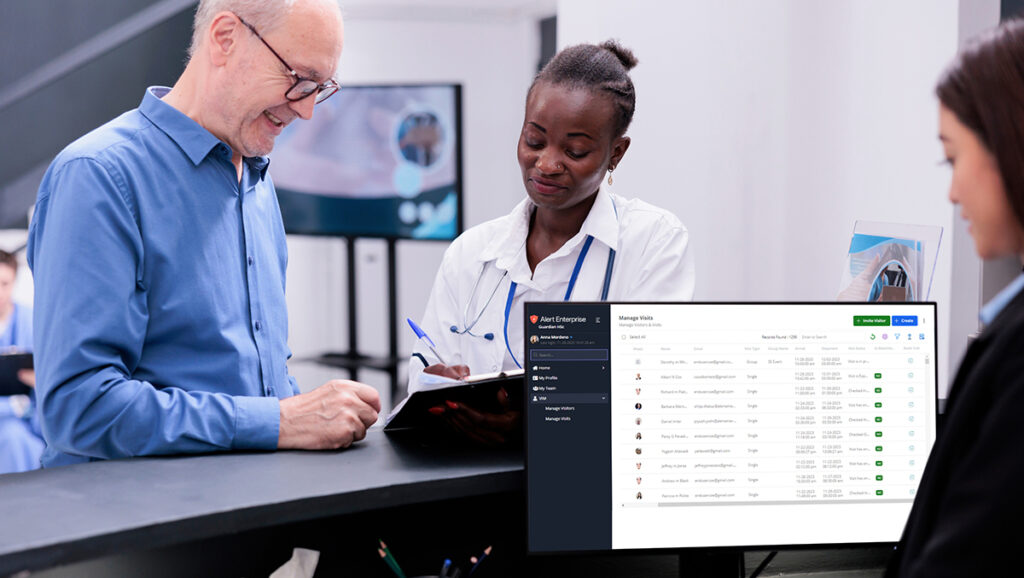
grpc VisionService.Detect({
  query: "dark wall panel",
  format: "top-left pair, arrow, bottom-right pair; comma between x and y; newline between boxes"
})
0,2 -> 195,228
538,15 -> 556,73
0,3 -> 168,87
1003,0 -> 1024,20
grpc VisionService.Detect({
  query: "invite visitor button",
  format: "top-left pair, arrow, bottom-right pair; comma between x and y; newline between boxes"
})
854,316 -> 890,326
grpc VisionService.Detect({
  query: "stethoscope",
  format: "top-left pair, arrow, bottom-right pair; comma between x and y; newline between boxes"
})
449,234 -> 616,369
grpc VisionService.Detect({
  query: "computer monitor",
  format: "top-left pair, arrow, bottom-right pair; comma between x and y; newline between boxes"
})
270,83 -> 463,240
524,302 -> 938,555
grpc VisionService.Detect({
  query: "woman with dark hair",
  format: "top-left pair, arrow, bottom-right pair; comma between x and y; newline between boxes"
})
886,19 -> 1024,577
406,41 -> 695,444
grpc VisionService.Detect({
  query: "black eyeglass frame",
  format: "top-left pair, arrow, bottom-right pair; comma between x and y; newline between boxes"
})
237,15 -> 340,104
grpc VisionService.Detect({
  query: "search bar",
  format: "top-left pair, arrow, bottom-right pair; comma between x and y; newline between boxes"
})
529,349 -> 609,361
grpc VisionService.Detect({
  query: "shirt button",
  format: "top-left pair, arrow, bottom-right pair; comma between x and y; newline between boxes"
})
492,365 -> 498,371
267,386 -> 274,396
247,256 -> 254,266
254,320 -> 262,332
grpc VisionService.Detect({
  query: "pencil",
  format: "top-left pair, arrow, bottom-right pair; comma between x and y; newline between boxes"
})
378,548 -> 401,577
379,540 -> 407,578
468,545 -> 491,575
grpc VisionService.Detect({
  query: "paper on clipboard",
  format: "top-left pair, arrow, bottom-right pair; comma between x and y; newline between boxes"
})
384,369 -> 524,431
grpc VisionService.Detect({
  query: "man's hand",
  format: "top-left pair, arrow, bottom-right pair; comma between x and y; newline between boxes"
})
278,380 -> 381,450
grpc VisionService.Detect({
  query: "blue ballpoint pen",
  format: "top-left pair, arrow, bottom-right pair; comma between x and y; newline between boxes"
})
406,318 -> 448,365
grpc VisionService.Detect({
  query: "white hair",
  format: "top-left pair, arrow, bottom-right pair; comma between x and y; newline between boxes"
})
188,0 -> 300,58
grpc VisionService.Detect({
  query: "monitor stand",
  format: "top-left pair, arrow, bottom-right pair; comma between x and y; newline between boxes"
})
678,551 -> 744,578
314,237 -> 402,405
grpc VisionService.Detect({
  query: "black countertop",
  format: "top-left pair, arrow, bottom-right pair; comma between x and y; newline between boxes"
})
0,429 -> 523,575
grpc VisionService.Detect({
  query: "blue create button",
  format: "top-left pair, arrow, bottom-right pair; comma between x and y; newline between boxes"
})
892,316 -> 918,326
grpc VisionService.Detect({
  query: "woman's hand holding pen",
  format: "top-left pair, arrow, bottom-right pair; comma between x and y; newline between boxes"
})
410,318 -> 520,446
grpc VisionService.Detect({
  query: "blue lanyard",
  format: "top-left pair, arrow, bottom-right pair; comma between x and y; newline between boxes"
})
503,235 -> 615,368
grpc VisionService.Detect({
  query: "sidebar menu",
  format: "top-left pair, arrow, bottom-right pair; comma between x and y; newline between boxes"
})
525,303 -> 613,553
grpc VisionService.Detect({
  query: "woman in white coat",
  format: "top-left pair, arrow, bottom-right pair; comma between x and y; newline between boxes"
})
408,40 -> 695,444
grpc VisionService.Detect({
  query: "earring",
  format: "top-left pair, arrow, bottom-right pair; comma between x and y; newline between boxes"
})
607,167 -> 614,185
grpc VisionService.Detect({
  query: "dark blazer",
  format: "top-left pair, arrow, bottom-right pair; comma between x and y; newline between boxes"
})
887,287 -> 1024,576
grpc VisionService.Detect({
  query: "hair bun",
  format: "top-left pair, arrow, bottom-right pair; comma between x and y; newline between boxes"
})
601,39 -> 638,71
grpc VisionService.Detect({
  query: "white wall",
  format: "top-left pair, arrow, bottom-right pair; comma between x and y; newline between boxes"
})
286,1 -> 984,403
558,0 -> 961,395
948,0 -> 1000,404
284,10 -> 541,405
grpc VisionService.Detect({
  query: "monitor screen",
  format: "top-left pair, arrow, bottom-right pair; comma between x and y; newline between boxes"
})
524,302 -> 938,553
270,84 -> 463,239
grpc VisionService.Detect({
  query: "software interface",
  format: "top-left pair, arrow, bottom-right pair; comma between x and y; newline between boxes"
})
525,303 -> 938,553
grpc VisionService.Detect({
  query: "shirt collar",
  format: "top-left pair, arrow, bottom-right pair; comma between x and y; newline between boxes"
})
980,271 -> 1024,326
138,86 -> 270,180
584,187 -> 620,249
480,187 -> 620,266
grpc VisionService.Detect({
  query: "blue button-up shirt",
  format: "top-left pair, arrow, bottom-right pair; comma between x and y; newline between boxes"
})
28,87 -> 297,467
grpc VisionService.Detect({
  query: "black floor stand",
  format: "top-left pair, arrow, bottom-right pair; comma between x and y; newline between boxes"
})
314,237 -> 403,406
678,551 -> 745,578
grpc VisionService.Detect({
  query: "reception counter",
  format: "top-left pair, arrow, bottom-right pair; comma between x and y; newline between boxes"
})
0,429 -> 523,576
0,430 -> 893,577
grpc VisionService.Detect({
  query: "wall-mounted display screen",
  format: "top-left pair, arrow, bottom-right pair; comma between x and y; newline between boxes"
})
271,84 -> 463,240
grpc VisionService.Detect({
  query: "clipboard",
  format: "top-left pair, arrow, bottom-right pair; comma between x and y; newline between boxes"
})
0,352 -> 33,396
383,369 -> 524,431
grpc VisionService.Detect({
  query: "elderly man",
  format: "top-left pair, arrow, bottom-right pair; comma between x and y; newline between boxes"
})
27,0 -> 380,467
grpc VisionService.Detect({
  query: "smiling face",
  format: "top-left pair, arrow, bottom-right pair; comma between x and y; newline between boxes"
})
939,105 -> 1024,261
517,82 -> 629,213
216,2 -> 342,160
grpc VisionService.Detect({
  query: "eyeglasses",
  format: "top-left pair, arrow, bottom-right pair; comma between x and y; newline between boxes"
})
237,15 -> 340,104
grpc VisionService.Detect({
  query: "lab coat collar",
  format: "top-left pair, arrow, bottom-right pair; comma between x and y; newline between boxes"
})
583,187 -> 620,250
481,187 -> 620,270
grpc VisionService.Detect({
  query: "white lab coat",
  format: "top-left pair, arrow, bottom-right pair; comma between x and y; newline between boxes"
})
407,188 -> 695,392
